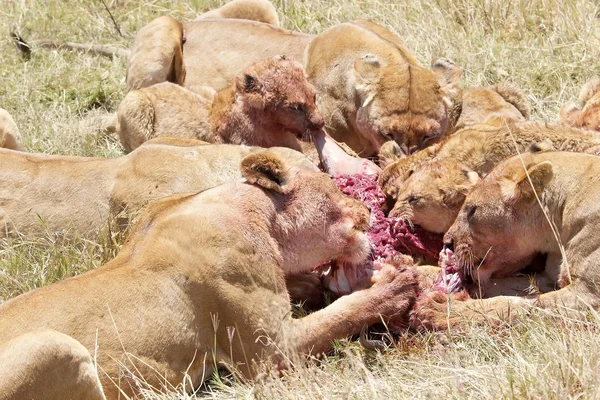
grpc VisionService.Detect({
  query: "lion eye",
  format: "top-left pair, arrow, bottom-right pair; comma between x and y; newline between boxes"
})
423,129 -> 441,144
407,194 -> 419,205
466,205 -> 477,220
289,104 -> 303,112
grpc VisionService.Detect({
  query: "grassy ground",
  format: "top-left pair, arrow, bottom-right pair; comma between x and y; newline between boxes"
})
2,0 -> 600,398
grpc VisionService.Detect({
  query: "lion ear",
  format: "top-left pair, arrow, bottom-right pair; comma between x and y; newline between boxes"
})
240,151 -> 291,194
559,102 -> 583,128
432,58 -> 462,123
237,73 -> 263,94
503,161 -> 553,207
354,55 -> 382,107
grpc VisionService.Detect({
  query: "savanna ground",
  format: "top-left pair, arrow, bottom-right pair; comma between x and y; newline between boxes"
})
1,0 -> 600,398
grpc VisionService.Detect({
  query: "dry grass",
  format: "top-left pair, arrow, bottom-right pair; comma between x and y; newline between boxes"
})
2,0 -> 600,398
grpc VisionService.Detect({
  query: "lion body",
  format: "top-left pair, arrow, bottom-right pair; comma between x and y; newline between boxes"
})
0,151 -> 417,398
411,152 -> 600,330
118,56 -> 323,152
168,18 -> 462,157
0,140 -> 316,240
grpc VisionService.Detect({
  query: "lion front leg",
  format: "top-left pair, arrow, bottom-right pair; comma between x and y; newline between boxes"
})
410,284 -> 596,331
282,263 -> 418,358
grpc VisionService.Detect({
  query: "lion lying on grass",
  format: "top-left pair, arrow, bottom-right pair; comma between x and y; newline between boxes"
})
379,121 -> 600,224
0,150 -> 418,399
0,138 -> 316,240
410,151 -> 600,330
118,56 -> 324,152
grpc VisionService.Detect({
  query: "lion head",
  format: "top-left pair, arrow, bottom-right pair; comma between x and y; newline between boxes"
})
353,56 -> 462,155
235,55 -> 325,139
443,153 -> 554,289
560,76 -> 600,133
455,81 -> 531,130
388,158 -> 480,234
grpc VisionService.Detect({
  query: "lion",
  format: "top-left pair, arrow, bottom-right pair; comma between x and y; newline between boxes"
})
410,151 -> 600,330
126,17 -> 462,157
0,150 -> 418,398
560,76 -> 600,132
125,15 -> 186,92
455,81 -> 531,130
0,138 -> 318,240
0,108 -> 22,150
0,330 -> 105,400
194,0 -> 279,26
117,55 -> 324,152
377,82 -> 531,168
389,158 -> 480,234
379,121 -> 600,212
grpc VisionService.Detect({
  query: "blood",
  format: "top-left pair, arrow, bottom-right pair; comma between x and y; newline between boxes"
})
321,173 -> 444,295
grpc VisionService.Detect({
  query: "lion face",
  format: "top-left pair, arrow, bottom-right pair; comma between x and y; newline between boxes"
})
353,56 -> 462,155
389,159 -> 480,234
240,150 -> 371,274
443,156 -> 554,288
236,55 -> 324,140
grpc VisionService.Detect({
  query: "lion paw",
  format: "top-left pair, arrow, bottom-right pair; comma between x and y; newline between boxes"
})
409,290 -> 470,331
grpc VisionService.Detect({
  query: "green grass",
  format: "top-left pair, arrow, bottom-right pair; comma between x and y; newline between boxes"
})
2,0 -> 600,398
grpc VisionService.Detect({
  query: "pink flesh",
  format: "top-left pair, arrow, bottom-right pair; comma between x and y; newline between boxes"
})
432,248 -> 466,293
312,129 -> 382,177
319,173 -> 443,295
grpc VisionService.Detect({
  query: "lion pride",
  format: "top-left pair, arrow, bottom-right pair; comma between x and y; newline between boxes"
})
0,150 -> 418,399
410,151 -> 600,330
126,15 -> 462,157
118,56 -> 324,152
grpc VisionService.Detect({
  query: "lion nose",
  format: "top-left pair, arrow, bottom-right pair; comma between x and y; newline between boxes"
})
443,236 -> 454,251
309,113 -> 325,130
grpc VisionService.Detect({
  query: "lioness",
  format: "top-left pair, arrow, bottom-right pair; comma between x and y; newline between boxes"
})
127,16 -> 462,157
0,150 -> 418,398
0,139 -> 317,240
0,330 -> 105,400
560,76 -> 600,132
0,108 -> 22,150
117,56 -> 324,152
378,82 -> 531,168
379,122 -> 600,214
410,151 -> 600,330
194,0 -> 279,26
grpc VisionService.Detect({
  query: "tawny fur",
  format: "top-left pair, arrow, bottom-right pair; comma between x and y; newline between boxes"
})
379,121 -> 600,207
126,16 -> 186,92
411,152 -> 600,330
379,81 -> 531,168
0,330 -> 105,400
195,0 -> 279,25
0,139 -> 317,240
455,82 -> 531,130
0,152 -> 418,399
161,18 -> 463,157
560,76 -> 600,132
117,56 -> 324,152
0,108 -> 22,150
